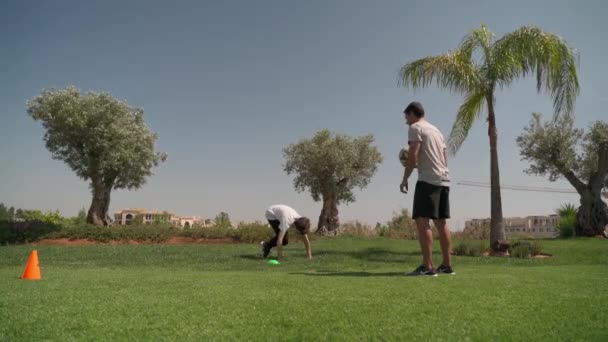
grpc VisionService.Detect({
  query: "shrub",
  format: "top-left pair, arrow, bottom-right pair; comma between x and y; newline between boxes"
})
179,225 -> 230,239
378,209 -> 418,240
511,245 -> 530,258
556,203 -> 577,218
460,223 -> 490,240
453,243 -> 470,256
0,219 -> 62,244
453,241 -> 488,256
468,241 -> 489,256
509,240 -> 543,258
558,212 -> 576,238
46,223 -> 178,243
230,222 -> 273,243
340,221 -> 376,237
530,241 -> 543,256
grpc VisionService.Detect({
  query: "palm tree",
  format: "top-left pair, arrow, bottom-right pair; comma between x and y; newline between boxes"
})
399,25 -> 579,252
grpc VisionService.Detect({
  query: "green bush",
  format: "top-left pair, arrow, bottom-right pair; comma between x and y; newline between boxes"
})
511,245 -> 530,258
453,242 -> 470,256
558,212 -> 576,238
46,223 -> 178,243
378,209 -> 418,240
19,210 -> 66,225
469,241 -> 489,256
0,219 -> 62,244
1,215 -> 316,245
504,240 -> 544,257
179,225 -> 230,239
530,241 -> 543,256
340,221 -> 376,237
556,203 -> 577,218
453,241 -> 488,256
230,222 -> 274,243
459,223 -> 490,240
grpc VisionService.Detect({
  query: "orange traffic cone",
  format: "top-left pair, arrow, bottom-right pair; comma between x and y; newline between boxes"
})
21,250 -> 41,280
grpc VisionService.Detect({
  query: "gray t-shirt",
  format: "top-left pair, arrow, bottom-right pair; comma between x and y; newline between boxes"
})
408,120 -> 450,187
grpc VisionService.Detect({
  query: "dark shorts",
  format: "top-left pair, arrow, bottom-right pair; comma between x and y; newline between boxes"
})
412,181 -> 450,220
266,219 -> 288,247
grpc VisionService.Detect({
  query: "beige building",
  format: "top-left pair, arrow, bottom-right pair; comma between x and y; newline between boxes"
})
113,208 -> 211,228
464,214 -> 560,238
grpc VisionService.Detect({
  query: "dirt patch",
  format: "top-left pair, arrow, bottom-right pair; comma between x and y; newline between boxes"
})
30,237 -> 243,246
531,253 -> 553,259
32,238 -> 98,246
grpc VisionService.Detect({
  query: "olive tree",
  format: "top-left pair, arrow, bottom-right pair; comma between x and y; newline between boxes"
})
27,87 -> 167,226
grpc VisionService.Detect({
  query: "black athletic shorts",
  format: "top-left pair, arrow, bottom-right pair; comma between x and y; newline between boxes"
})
412,181 -> 450,219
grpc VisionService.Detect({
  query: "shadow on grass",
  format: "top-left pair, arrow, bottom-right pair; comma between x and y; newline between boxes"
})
290,271 -> 405,277
239,247 -> 421,262
238,254 -> 263,260
314,247 -> 420,260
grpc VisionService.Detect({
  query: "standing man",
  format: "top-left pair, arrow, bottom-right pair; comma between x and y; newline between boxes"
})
400,102 -> 455,276
261,204 -> 312,260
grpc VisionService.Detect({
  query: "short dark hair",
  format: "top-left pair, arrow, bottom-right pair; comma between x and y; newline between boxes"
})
294,217 -> 310,234
404,102 -> 425,118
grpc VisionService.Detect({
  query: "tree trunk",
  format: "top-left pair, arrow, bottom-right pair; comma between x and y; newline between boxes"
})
87,179 -> 112,226
317,193 -> 340,235
487,97 -> 506,252
576,189 -> 608,236
575,144 -> 608,236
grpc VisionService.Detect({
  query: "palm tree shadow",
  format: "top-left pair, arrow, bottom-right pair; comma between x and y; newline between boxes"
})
290,271 -> 404,277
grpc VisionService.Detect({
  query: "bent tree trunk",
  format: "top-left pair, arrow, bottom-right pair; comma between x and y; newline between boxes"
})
87,179 -> 112,226
317,193 -> 340,235
487,98 -> 506,252
566,145 -> 608,237
576,190 -> 608,236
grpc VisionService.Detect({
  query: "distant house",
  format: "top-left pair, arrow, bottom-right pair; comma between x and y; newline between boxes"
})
113,208 -> 209,228
464,214 -> 560,239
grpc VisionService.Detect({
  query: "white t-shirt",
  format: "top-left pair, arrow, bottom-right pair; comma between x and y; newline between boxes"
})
265,205 -> 301,232
408,120 -> 450,187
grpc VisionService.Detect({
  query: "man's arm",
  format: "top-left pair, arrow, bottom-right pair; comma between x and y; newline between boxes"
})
303,233 -> 312,259
401,142 -> 420,193
276,230 -> 287,260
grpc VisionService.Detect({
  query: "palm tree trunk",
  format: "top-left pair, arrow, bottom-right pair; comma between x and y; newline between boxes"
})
487,97 -> 506,252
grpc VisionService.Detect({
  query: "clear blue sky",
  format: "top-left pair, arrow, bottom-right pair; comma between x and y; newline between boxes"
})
1,0 -> 606,229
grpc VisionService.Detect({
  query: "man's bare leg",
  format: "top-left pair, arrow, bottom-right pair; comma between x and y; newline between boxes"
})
416,218 -> 434,269
434,219 -> 451,267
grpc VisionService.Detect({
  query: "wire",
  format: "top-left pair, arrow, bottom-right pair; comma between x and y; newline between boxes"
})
456,181 -> 577,194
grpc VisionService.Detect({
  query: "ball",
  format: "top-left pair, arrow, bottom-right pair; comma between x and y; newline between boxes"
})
399,147 -> 409,167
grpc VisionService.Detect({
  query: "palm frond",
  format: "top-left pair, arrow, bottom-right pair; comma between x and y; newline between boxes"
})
447,90 -> 487,155
492,26 -> 579,117
458,24 -> 495,61
398,52 -> 480,95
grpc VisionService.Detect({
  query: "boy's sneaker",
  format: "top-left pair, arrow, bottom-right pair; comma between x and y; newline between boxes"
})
437,264 -> 456,275
260,241 -> 270,258
405,265 -> 437,277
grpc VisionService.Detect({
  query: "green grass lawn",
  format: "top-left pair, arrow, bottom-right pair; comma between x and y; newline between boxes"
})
1,238 -> 607,341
